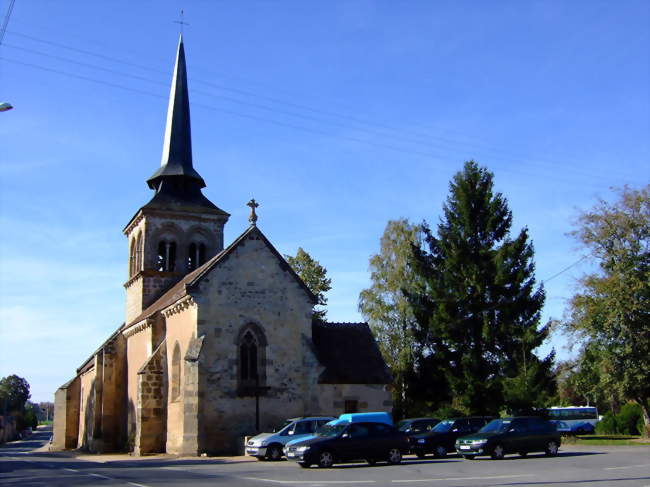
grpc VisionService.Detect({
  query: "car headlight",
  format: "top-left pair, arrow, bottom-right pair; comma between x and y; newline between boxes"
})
417,439 -> 425,444
471,440 -> 487,446
296,445 -> 310,453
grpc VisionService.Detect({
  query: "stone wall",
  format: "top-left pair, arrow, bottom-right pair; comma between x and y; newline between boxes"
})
164,298 -> 199,455
52,377 -> 80,449
0,415 -> 17,444
134,339 -> 167,455
77,364 -> 96,450
193,231 -> 316,454
99,334 -> 128,452
317,383 -> 392,415
125,320 -> 154,447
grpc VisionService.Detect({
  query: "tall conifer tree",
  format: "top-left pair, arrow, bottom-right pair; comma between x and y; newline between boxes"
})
407,161 -> 553,414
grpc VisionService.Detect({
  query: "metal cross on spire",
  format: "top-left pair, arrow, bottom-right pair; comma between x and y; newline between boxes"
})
173,9 -> 190,34
247,199 -> 260,226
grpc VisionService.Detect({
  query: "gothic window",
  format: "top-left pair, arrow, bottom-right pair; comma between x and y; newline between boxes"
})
129,239 -> 136,277
135,231 -> 143,273
240,331 -> 258,382
171,342 -> 181,402
157,240 -> 177,272
237,324 -> 267,396
187,242 -> 206,271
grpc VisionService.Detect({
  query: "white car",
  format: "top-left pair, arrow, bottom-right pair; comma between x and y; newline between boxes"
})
246,416 -> 335,460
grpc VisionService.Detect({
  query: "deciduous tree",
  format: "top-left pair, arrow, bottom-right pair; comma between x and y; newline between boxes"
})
562,184 -> 650,435
285,247 -> 332,321
359,218 -> 426,417
0,375 -> 31,414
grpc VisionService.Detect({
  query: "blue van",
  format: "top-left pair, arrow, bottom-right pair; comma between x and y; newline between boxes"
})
338,412 -> 393,426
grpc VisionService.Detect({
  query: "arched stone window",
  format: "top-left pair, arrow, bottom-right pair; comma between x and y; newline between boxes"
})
171,342 -> 181,402
187,242 -> 206,271
236,323 -> 267,396
129,239 -> 136,277
157,240 -> 177,272
135,231 -> 143,273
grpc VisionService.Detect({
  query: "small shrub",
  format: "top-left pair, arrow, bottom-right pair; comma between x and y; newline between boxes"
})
617,403 -> 642,435
595,412 -> 617,434
595,403 -> 644,435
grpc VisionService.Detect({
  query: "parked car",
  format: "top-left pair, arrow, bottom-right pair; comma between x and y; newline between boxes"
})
284,420 -> 409,468
338,412 -> 394,425
396,417 -> 440,437
246,416 -> 335,460
410,417 -> 492,458
455,416 -> 561,460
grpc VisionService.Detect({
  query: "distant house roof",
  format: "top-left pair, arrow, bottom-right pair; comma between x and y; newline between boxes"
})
312,321 -> 392,384
125,224 -> 317,328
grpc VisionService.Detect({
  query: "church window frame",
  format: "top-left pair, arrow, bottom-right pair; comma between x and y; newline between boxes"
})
135,231 -> 143,273
129,238 -> 136,277
171,342 -> 181,402
236,323 -> 268,396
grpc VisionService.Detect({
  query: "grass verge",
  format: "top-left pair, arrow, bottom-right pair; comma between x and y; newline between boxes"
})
563,434 -> 650,446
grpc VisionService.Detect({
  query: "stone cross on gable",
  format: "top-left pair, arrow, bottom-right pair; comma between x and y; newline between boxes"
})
247,198 -> 260,226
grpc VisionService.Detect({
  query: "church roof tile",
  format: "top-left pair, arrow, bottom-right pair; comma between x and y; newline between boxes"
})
312,321 -> 392,384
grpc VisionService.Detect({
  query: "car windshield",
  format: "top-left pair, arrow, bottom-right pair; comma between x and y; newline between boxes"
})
432,420 -> 454,433
275,420 -> 294,433
316,424 -> 348,438
397,420 -> 412,431
479,419 -> 511,434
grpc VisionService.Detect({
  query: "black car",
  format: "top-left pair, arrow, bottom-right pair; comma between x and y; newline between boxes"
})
284,421 -> 410,468
396,417 -> 440,437
455,416 -> 561,460
410,417 -> 492,458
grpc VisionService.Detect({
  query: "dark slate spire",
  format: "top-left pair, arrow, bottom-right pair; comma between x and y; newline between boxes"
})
147,34 -> 204,189
143,35 -> 227,215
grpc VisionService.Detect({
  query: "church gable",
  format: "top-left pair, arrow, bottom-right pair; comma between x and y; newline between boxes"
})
126,224 -> 317,327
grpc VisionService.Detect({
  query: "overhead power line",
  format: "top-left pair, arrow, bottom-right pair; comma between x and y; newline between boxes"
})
0,0 -> 15,46
542,255 -> 589,284
0,53 -> 635,190
5,29 -> 639,184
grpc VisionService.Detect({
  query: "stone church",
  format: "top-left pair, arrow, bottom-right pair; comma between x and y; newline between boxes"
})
52,36 -> 392,456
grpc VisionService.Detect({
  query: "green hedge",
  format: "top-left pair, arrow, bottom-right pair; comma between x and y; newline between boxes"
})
596,403 -> 644,435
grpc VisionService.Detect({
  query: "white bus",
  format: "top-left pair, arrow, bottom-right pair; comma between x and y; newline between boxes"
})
546,406 -> 599,434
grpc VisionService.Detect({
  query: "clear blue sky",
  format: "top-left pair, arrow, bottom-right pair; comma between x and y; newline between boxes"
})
1,1 -> 648,403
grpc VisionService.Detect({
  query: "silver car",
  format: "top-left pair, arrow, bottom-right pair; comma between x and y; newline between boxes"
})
246,416 -> 335,460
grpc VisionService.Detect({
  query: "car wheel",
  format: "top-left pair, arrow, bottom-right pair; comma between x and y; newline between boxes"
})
491,444 -> 505,460
266,445 -> 283,461
518,451 -> 528,457
462,454 -> 476,460
298,462 -> 311,468
387,448 -> 402,465
433,445 -> 447,458
415,451 -> 426,459
318,451 -> 334,468
366,458 -> 377,466
545,440 -> 559,457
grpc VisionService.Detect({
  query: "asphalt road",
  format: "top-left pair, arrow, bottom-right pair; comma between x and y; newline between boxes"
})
1,427 -> 649,487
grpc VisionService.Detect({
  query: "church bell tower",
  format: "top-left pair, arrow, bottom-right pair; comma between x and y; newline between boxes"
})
123,35 -> 229,323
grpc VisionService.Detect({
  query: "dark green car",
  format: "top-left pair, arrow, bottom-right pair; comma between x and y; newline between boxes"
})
455,416 -> 561,460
